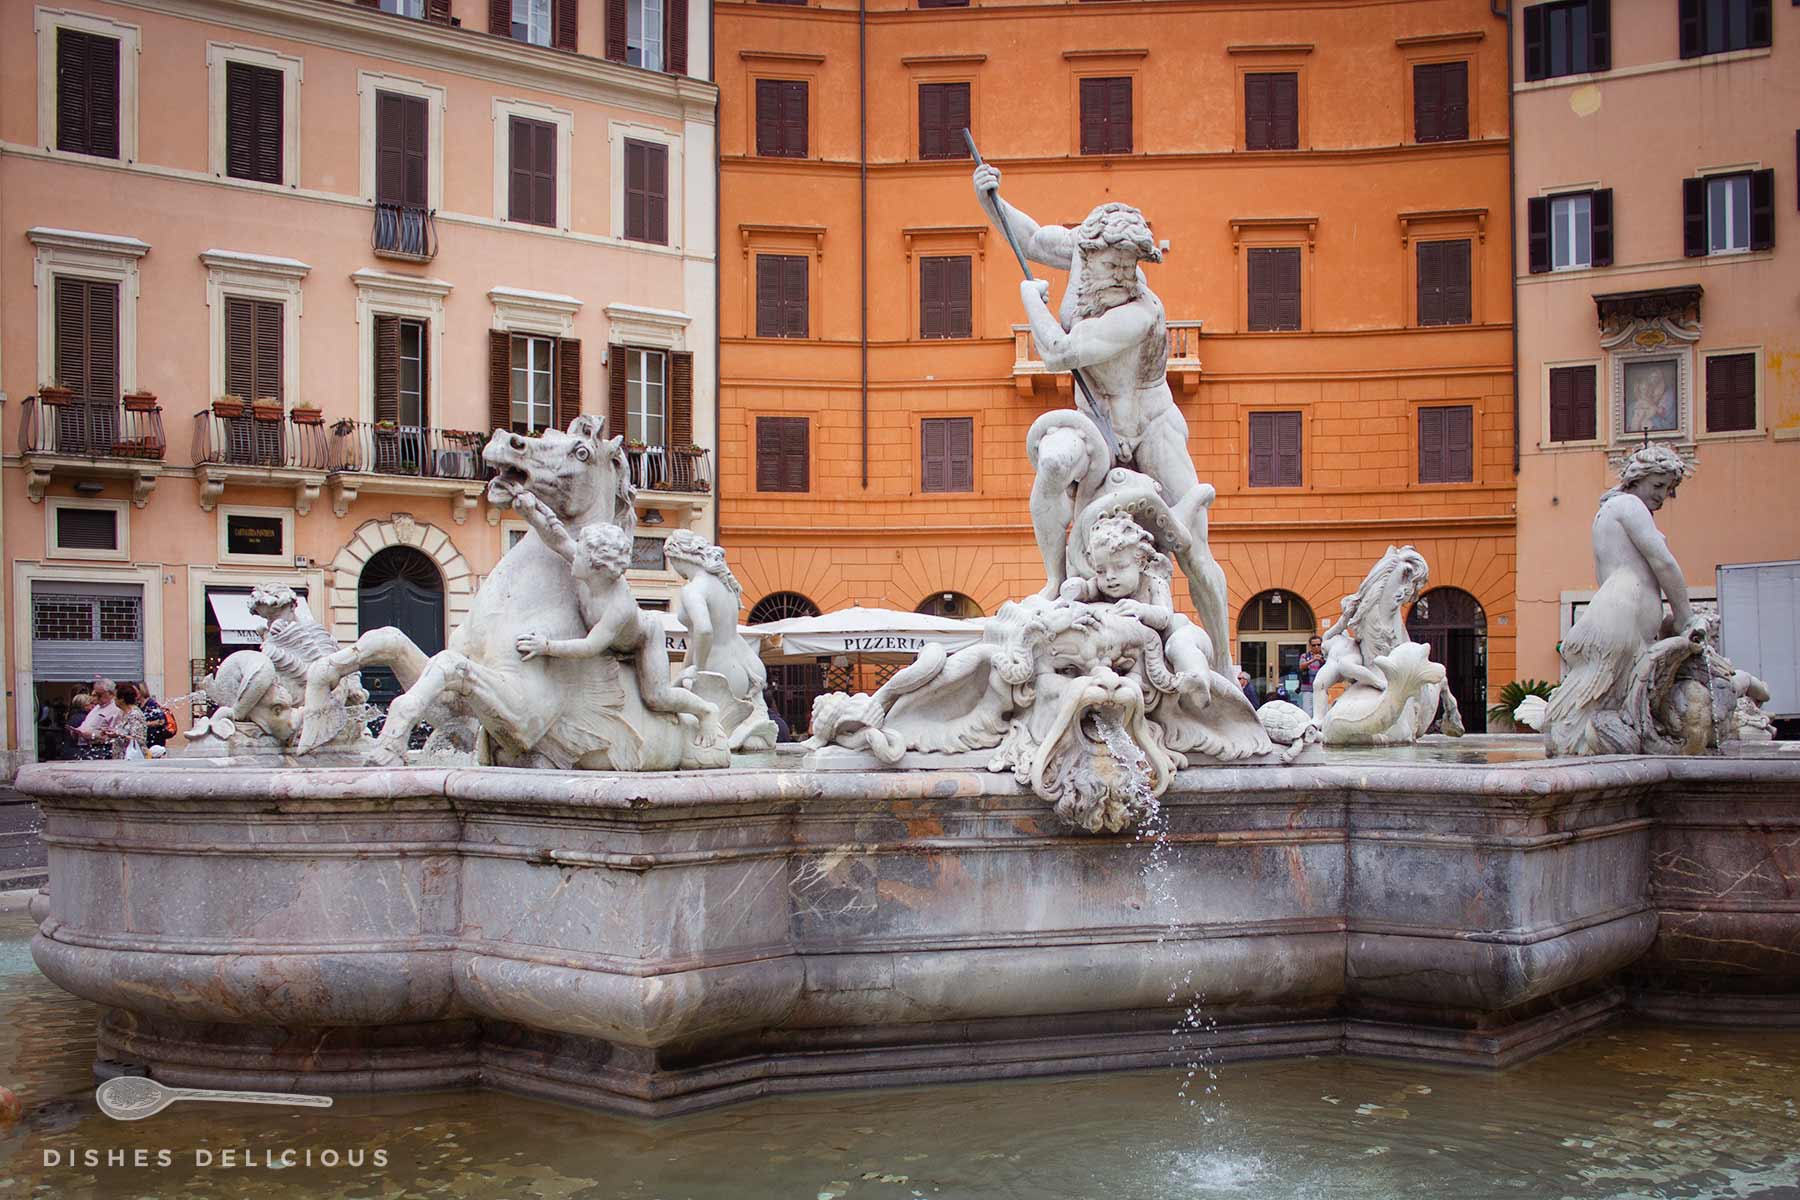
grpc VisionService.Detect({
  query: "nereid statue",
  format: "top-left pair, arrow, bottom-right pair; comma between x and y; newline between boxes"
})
1313,546 -> 1464,746
665,529 -> 777,752
1545,446 -> 1761,757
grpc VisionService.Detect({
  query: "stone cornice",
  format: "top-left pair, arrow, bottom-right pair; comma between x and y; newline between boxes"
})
100,0 -> 718,122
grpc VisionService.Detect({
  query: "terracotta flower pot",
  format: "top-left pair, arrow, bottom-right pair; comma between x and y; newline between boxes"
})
122,392 -> 158,413
290,406 -> 324,426
252,400 -> 284,422
212,398 -> 246,419
39,385 -> 75,407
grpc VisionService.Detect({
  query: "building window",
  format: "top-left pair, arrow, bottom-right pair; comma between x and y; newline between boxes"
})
1248,411 -> 1302,488
224,62 -> 283,184
511,334 -> 555,433
920,255 -> 972,339
1523,0 -> 1611,81
755,80 -> 808,158
52,276 -> 122,457
56,28 -> 122,159
380,0 -> 426,16
1418,405 -> 1475,484
629,0 -> 666,71
1246,247 -> 1301,331
1548,365 -> 1599,443
1528,189 -> 1613,273
1684,170 -> 1773,257
375,90 -> 431,255
50,502 -> 124,559
508,116 -> 557,226
1679,0 -> 1772,59
756,416 -> 810,492
920,417 -> 974,493
1704,352 -> 1757,433
372,315 -> 429,428
918,83 -> 971,161
224,296 -> 283,409
755,254 -> 809,338
624,138 -> 669,244
1711,173 -> 1750,252
513,0 -> 552,46
1244,72 -> 1298,151
1412,61 -> 1468,143
1078,77 -> 1132,156
1552,193 -> 1591,268
626,348 -> 667,445
1416,239 -> 1472,326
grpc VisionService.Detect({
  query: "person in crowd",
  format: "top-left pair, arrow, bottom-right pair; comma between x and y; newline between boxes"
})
75,680 -> 122,749
1238,669 -> 1262,709
764,687 -> 792,744
138,685 -> 173,750
1298,635 -> 1326,716
110,683 -> 150,760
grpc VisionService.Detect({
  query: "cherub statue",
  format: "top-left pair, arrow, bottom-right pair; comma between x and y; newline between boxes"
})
1059,511 -> 1212,704
249,583 -> 362,707
665,530 -> 775,752
511,491 -> 720,742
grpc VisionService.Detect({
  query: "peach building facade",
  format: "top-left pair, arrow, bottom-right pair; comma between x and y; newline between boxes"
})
717,0 -> 1517,730
1512,0 -> 1800,683
2,0 -> 718,766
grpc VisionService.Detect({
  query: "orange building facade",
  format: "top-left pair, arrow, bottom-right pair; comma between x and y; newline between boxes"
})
718,0 -> 1518,728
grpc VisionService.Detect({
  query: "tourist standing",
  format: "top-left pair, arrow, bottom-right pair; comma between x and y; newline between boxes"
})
75,680 -> 122,753
1298,636 -> 1326,717
1238,669 -> 1262,709
110,684 -> 150,760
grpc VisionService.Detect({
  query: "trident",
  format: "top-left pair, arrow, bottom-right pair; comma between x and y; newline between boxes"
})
964,129 -> 1123,464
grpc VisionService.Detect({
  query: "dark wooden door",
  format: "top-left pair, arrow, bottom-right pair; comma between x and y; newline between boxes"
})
1406,587 -> 1488,733
358,547 -> 444,706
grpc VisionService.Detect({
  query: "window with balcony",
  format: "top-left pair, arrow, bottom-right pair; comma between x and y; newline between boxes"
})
1523,0 -> 1611,81
375,91 -> 433,258
510,335 -> 555,433
625,348 -> 666,446
51,277 -> 122,457
1679,0 -> 1771,59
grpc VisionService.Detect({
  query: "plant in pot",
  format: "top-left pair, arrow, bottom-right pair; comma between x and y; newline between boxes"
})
252,397 -> 284,421
1487,679 -> 1556,733
38,384 -> 75,407
213,395 -> 246,419
122,390 -> 158,413
290,404 -> 324,425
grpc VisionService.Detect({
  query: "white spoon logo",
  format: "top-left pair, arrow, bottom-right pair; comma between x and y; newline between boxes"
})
96,1076 -> 333,1121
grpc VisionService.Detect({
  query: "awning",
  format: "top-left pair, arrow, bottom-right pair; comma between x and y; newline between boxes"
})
745,606 -> 986,660
655,609 -> 762,658
208,592 -> 319,646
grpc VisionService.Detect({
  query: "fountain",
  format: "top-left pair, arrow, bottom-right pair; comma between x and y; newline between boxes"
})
15,171 -> 1798,1119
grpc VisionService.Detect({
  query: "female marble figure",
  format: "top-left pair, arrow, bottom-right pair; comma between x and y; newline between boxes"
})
1545,444 -> 1704,757
665,530 -> 766,702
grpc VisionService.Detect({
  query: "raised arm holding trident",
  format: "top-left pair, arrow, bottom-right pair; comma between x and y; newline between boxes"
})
970,141 -> 1234,674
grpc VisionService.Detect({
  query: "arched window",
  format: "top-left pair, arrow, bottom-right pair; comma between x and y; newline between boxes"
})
915,591 -> 983,619
1407,586 -> 1488,733
1236,588 -> 1317,699
749,591 -> 821,737
749,591 -> 820,624
359,546 -> 445,706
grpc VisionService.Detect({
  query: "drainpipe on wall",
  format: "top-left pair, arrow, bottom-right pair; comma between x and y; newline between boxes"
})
1495,0 -> 1520,475
859,0 -> 869,490
711,0 -> 722,542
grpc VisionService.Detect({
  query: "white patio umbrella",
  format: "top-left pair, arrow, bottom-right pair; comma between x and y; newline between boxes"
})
745,606 -> 987,662
655,609 -> 763,659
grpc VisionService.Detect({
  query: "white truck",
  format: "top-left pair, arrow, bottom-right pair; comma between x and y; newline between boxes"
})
1717,560 -> 1800,721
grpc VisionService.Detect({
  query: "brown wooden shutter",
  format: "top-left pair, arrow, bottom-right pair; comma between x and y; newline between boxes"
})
1678,0 -> 1702,58
1417,241 -> 1468,326
1418,406 -> 1445,483
1247,412 -> 1275,487
1705,353 -> 1757,433
508,117 -> 532,221
376,91 -> 427,207
55,278 -> 90,397
756,255 -> 781,336
781,82 -> 807,156
624,140 -> 668,243
489,329 -> 512,434
783,256 -> 808,336
755,81 -> 807,158
1079,78 -> 1105,156
920,258 -> 942,339
756,416 -> 808,492
508,116 -> 556,225
1682,176 -> 1707,257
1749,168 -> 1775,251
374,315 -> 401,424
948,417 -> 973,491
490,0 -> 512,35
427,0 -> 453,23
1417,241 -> 1441,325
1247,248 -> 1274,330
1078,77 -> 1130,155
1275,411 -> 1302,487
1413,62 -> 1441,143
1444,405 -> 1473,482
756,255 -> 808,337
226,62 -> 284,185
608,344 -> 629,439
755,80 -> 780,156
666,0 -> 688,74
668,351 -> 693,448
1442,240 -> 1471,325
1442,62 -> 1468,141
56,29 -> 120,159
947,256 -> 971,337
254,300 -> 282,403
918,83 -> 970,160
1590,188 -> 1614,267
1526,196 -> 1550,273
1548,366 -> 1597,443
919,256 -> 972,339
1523,3 -> 1546,80
1107,77 -> 1131,153
604,0 -> 627,61
225,296 -> 254,398
756,417 -> 781,491
1245,73 -> 1271,149
1589,0 -> 1611,71
402,94 -> 428,207
556,338 -> 581,430
554,0 -> 578,50
921,418 -> 947,492
1271,74 -> 1298,149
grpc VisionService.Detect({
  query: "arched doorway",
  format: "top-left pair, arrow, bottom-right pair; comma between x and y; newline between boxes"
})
1238,588 -> 1316,701
359,546 -> 445,706
915,591 -> 984,619
1407,586 -> 1488,733
750,591 -> 821,737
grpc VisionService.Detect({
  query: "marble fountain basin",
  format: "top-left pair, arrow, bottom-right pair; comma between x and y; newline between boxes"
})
16,737 -> 1800,1116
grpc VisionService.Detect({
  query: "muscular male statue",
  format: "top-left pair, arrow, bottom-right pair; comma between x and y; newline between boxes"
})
974,163 -> 1233,673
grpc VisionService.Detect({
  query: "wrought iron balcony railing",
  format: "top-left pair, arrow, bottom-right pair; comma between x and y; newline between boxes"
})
193,408 -> 331,471
626,444 -> 712,494
21,393 -> 166,460
329,420 -> 491,481
373,202 -> 437,261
